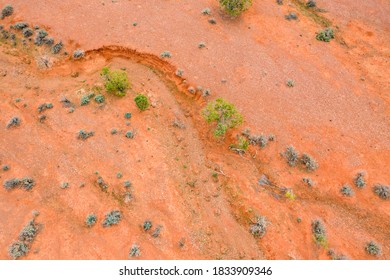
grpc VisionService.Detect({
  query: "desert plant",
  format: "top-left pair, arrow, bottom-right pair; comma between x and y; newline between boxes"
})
151,225 -> 162,238
300,153 -> 318,171
286,79 -> 295,87
285,12 -> 298,21
22,28 -> 33,38
316,28 -> 334,42
201,8 -> 211,15
283,145 -> 299,166
124,181 -> 132,188
365,241 -> 381,256
284,189 -> 296,200
340,184 -> 354,197
18,220 -> 39,242
124,112 -> 132,119
219,0 -> 252,17
208,18 -> 217,24
276,0 -> 283,5
8,241 -> 28,260
134,94 -> 149,111
44,37 -> 54,45
38,103 -> 53,113
125,131 -> 134,139
80,95 -> 90,106
6,116 -> 21,128
198,42 -> 206,49
101,67 -> 130,96
373,184 -> 389,200
143,220 -> 152,231
34,29 -> 48,46
73,49 -> 85,59
249,216 -> 268,238
94,94 -> 105,104
303,177 -> 315,187
51,41 -> 63,54
111,128 -> 118,135
312,219 -> 327,246
4,178 -> 35,190
306,0 -> 316,8
160,51 -> 172,58
202,98 -> 243,137
97,176 -> 108,191
85,214 -> 97,227
354,172 -> 366,188
14,22 -> 28,30
175,69 -> 184,77
60,182 -> 69,189
78,130 -> 94,140
129,244 -> 141,257
229,136 -> 249,154
2,165 -> 9,171
116,172 -> 122,179
102,210 -> 122,227
1,4 -> 13,19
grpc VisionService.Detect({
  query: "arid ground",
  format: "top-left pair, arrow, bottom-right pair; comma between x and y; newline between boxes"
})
0,0 -> 389,260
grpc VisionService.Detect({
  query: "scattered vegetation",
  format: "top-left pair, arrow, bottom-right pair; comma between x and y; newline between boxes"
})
340,184 -> 354,197
175,69 -> 184,77
249,216 -> 268,238
6,116 -> 21,128
94,94 -> 105,104
134,94 -> 149,111
300,153 -> 318,171
373,184 -> 389,200
306,0 -> 316,8
38,103 -> 53,113
18,220 -> 39,242
151,225 -> 162,238
34,29 -> 48,46
97,176 -> 108,191
22,28 -> 33,38
198,42 -> 206,49
102,210 -> 122,227
2,165 -> 9,171
111,128 -> 118,135
282,145 -> 299,167
116,172 -> 122,179
129,244 -> 141,257
354,172 -> 366,188
312,219 -> 327,246
101,67 -> 130,97
1,4 -> 13,19
365,241 -> 381,256
60,182 -> 69,189
316,28 -> 334,42
284,189 -> 296,200
229,136 -> 249,154
160,51 -> 172,58
80,95 -> 90,106
9,218 -> 40,259
208,18 -> 217,24
219,0 -> 252,17
73,49 -> 85,59
202,98 -> 243,137
78,130 -> 94,140
124,181 -> 132,188
3,177 -> 35,190
85,214 -> 97,227
51,41 -> 63,54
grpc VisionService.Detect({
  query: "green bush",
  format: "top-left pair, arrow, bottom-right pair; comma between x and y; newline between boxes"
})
312,219 -> 327,246
85,214 -> 97,227
365,241 -> 381,256
316,28 -> 334,42
101,67 -> 130,96
8,241 -> 28,260
134,94 -> 149,111
94,94 -> 105,104
102,210 -> 122,227
219,0 -> 252,17
202,98 -> 243,137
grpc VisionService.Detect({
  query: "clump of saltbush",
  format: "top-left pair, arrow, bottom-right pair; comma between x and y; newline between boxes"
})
94,94 -> 105,104
373,184 -> 389,200
85,214 -> 97,227
78,130 -> 94,140
101,67 -> 130,97
316,28 -> 334,42
312,219 -> 327,246
129,244 -> 141,257
354,172 -> 366,188
134,94 -> 149,111
249,216 -> 268,238
340,184 -> 354,197
301,153 -> 318,172
3,177 -> 35,190
1,4 -> 13,19
219,0 -> 252,17
8,219 -> 40,259
34,29 -> 48,46
202,98 -> 243,137
102,210 -> 122,227
80,94 -> 91,106
282,145 -> 299,167
365,241 -> 381,256
18,220 -> 39,242
51,41 -> 63,54
73,49 -> 85,59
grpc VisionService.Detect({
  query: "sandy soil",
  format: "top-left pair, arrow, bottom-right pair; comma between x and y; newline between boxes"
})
0,0 -> 389,259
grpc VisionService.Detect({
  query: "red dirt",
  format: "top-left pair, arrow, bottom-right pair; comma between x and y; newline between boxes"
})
0,0 -> 389,260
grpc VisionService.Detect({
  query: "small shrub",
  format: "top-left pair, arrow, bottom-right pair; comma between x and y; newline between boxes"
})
365,241 -> 381,256
101,67 -> 130,96
303,177 -> 315,187
8,241 -> 28,260
134,94 -> 149,111
60,182 -> 69,189
51,41 -> 63,54
2,165 -> 9,171
34,29 -> 48,46
219,0 -> 252,17
316,28 -> 334,42
14,22 -> 28,30
3,178 -> 20,190
18,220 -> 39,242
202,98 -> 243,137
125,131 -> 134,139
286,79 -> 295,87
6,116 -> 21,128
94,94 -> 105,104
276,0 -> 283,5
340,184 -> 354,197
143,220 -> 152,231
124,181 -> 132,188
229,136 -> 249,154
22,28 -> 33,38
284,189 -> 296,200
249,216 -> 268,238
129,244 -> 141,257
97,176 -> 108,190
208,18 -> 217,24
160,51 -> 172,58
198,42 -> 206,49
354,172 -> 366,188
373,184 -> 389,200
102,210 -> 122,227
124,112 -> 132,119
44,37 -> 54,45
85,214 -> 97,227
116,172 -> 122,179
285,13 -> 298,21
175,69 -> 184,77
78,130 -> 94,140
1,4 -> 13,19
201,8 -> 211,15
38,114 -> 46,123
312,219 -> 327,246
151,225 -> 162,238
306,0 -> 316,8
38,103 -> 53,113
283,145 -> 299,167
80,95 -> 90,106
111,128 -> 118,135
4,178 -> 35,190
73,49 -> 85,59
300,153 -> 318,171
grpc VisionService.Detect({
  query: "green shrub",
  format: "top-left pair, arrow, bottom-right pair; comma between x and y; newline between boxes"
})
373,184 -> 389,200
78,130 -> 94,140
312,219 -> 327,246
229,136 -> 249,154
101,67 -> 130,96
3,177 -> 35,190
94,94 -> 105,104
102,210 -> 122,227
124,112 -> 132,119
85,214 -> 97,227
134,94 -> 149,111
6,117 -> 21,128
160,51 -> 172,58
80,95 -> 90,106
129,244 -> 141,257
18,220 -> 39,242
8,241 -> 28,260
202,98 -> 243,137
282,145 -> 299,167
354,172 -> 366,188
1,4 -> 13,19
300,153 -> 318,171
340,184 -> 354,197
219,0 -> 252,16
365,241 -> 381,256
125,131 -> 134,139
143,220 -> 152,231
316,28 -> 334,42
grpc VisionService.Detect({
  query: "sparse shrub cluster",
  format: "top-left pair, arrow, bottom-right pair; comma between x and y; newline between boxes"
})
1,4 -> 13,19
316,28 -> 334,42
13,22 -> 28,30
8,241 -> 28,260
34,29 -> 48,46
340,184 -> 354,197
8,219 -> 39,259
219,0 -> 252,17
242,129 -> 274,148
102,210 -> 122,227
134,94 -> 149,111
285,13 -> 298,21
3,177 -> 35,190
312,219 -> 327,246
327,249 -> 348,260
282,145 -> 299,167
354,172 -> 366,188
201,8 -> 211,15
101,67 -> 130,97
306,0 -> 316,8
365,241 -> 381,256
85,214 -> 97,227
249,216 -> 268,238
78,130 -> 94,140
151,225 -> 162,238
202,98 -> 243,137
22,28 -> 33,38
373,184 -> 389,200
125,130 -> 134,139
97,176 -> 108,191
37,103 -> 53,113
282,146 -> 318,171
300,153 -> 319,172
6,116 -> 21,128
